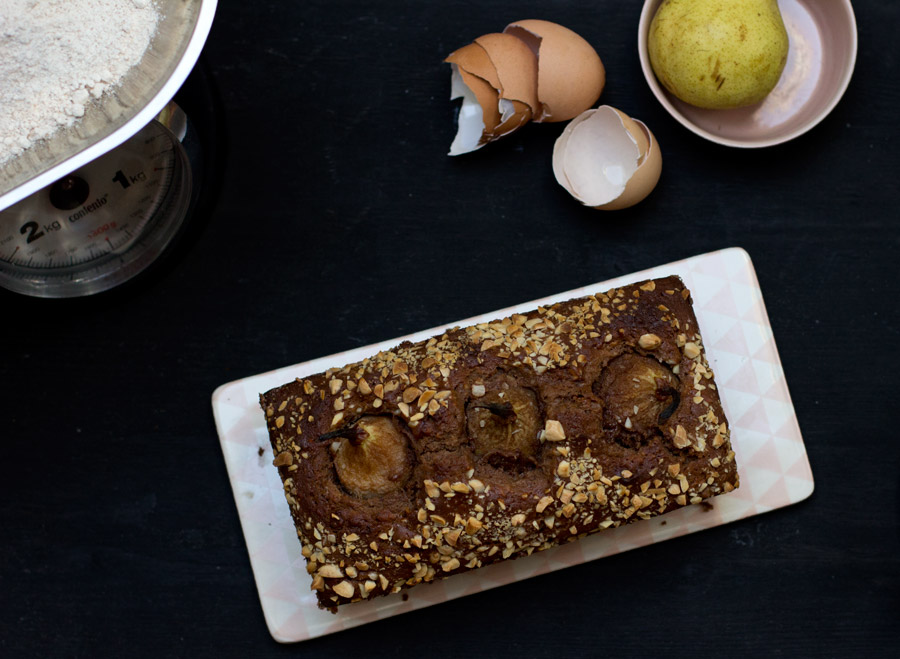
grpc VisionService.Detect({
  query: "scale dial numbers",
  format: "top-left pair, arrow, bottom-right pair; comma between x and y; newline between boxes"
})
0,119 -> 192,297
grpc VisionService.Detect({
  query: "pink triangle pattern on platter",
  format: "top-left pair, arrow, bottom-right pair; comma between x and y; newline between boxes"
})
211,247 -> 814,643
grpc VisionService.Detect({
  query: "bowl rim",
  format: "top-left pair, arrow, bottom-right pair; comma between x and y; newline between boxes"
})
637,0 -> 858,148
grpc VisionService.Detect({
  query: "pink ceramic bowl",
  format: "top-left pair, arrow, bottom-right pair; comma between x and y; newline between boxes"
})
638,0 -> 858,148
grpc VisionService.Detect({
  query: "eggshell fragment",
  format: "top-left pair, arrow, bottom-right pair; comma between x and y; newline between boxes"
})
553,105 -> 662,210
504,19 -> 606,122
446,43 -> 501,155
461,68 -> 503,132
446,41 -> 501,90
473,33 -> 539,117
447,64 -> 495,155
473,33 -> 539,137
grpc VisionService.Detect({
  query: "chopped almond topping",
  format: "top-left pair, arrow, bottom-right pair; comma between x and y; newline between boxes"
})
424,480 -> 440,498
333,581 -> 355,598
402,387 -> 422,403
272,451 -> 293,467
673,425 -> 691,449
536,496 -> 554,513
445,528 -> 462,547
542,419 -> 566,442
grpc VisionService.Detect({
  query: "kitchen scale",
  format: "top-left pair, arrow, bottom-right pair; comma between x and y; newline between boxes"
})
0,0 -> 217,298
0,104 -> 200,297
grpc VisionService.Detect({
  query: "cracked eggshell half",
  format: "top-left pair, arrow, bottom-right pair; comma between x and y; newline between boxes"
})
553,105 -> 662,210
504,19 -> 606,123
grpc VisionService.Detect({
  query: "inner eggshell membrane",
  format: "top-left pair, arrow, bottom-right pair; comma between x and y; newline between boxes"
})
448,65 -> 484,155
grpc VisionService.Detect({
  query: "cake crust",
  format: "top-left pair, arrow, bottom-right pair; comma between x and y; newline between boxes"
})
260,276 -> 738,611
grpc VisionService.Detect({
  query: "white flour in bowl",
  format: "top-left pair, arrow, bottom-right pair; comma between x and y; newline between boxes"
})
0,0 -> 159,164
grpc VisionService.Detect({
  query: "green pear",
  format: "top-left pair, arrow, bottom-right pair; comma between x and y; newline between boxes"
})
648,0 -> 789,109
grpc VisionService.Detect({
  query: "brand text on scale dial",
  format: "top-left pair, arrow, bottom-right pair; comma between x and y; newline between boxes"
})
68,193 -> 109,223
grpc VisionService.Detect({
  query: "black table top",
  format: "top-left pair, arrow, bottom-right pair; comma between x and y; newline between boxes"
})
4,1 -> 899,656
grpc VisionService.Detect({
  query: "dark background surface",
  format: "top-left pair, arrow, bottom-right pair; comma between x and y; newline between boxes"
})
2,1 -> 898,656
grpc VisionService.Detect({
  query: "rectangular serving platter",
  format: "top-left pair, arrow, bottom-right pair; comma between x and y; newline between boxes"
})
211,247 -> 813,643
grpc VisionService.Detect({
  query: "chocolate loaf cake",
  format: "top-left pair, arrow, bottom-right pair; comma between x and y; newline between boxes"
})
260,276 -> 738,611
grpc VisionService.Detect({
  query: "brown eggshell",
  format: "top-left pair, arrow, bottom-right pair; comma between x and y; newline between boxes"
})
446,61 -> 501,155
493,99 -> 531,137
474,32 -> 539,115
504,19 -> 606,123
459,68 -> 501,136
445,41 -> 501,90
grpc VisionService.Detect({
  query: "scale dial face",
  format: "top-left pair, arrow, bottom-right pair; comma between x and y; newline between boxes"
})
0,120 -> 191,297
